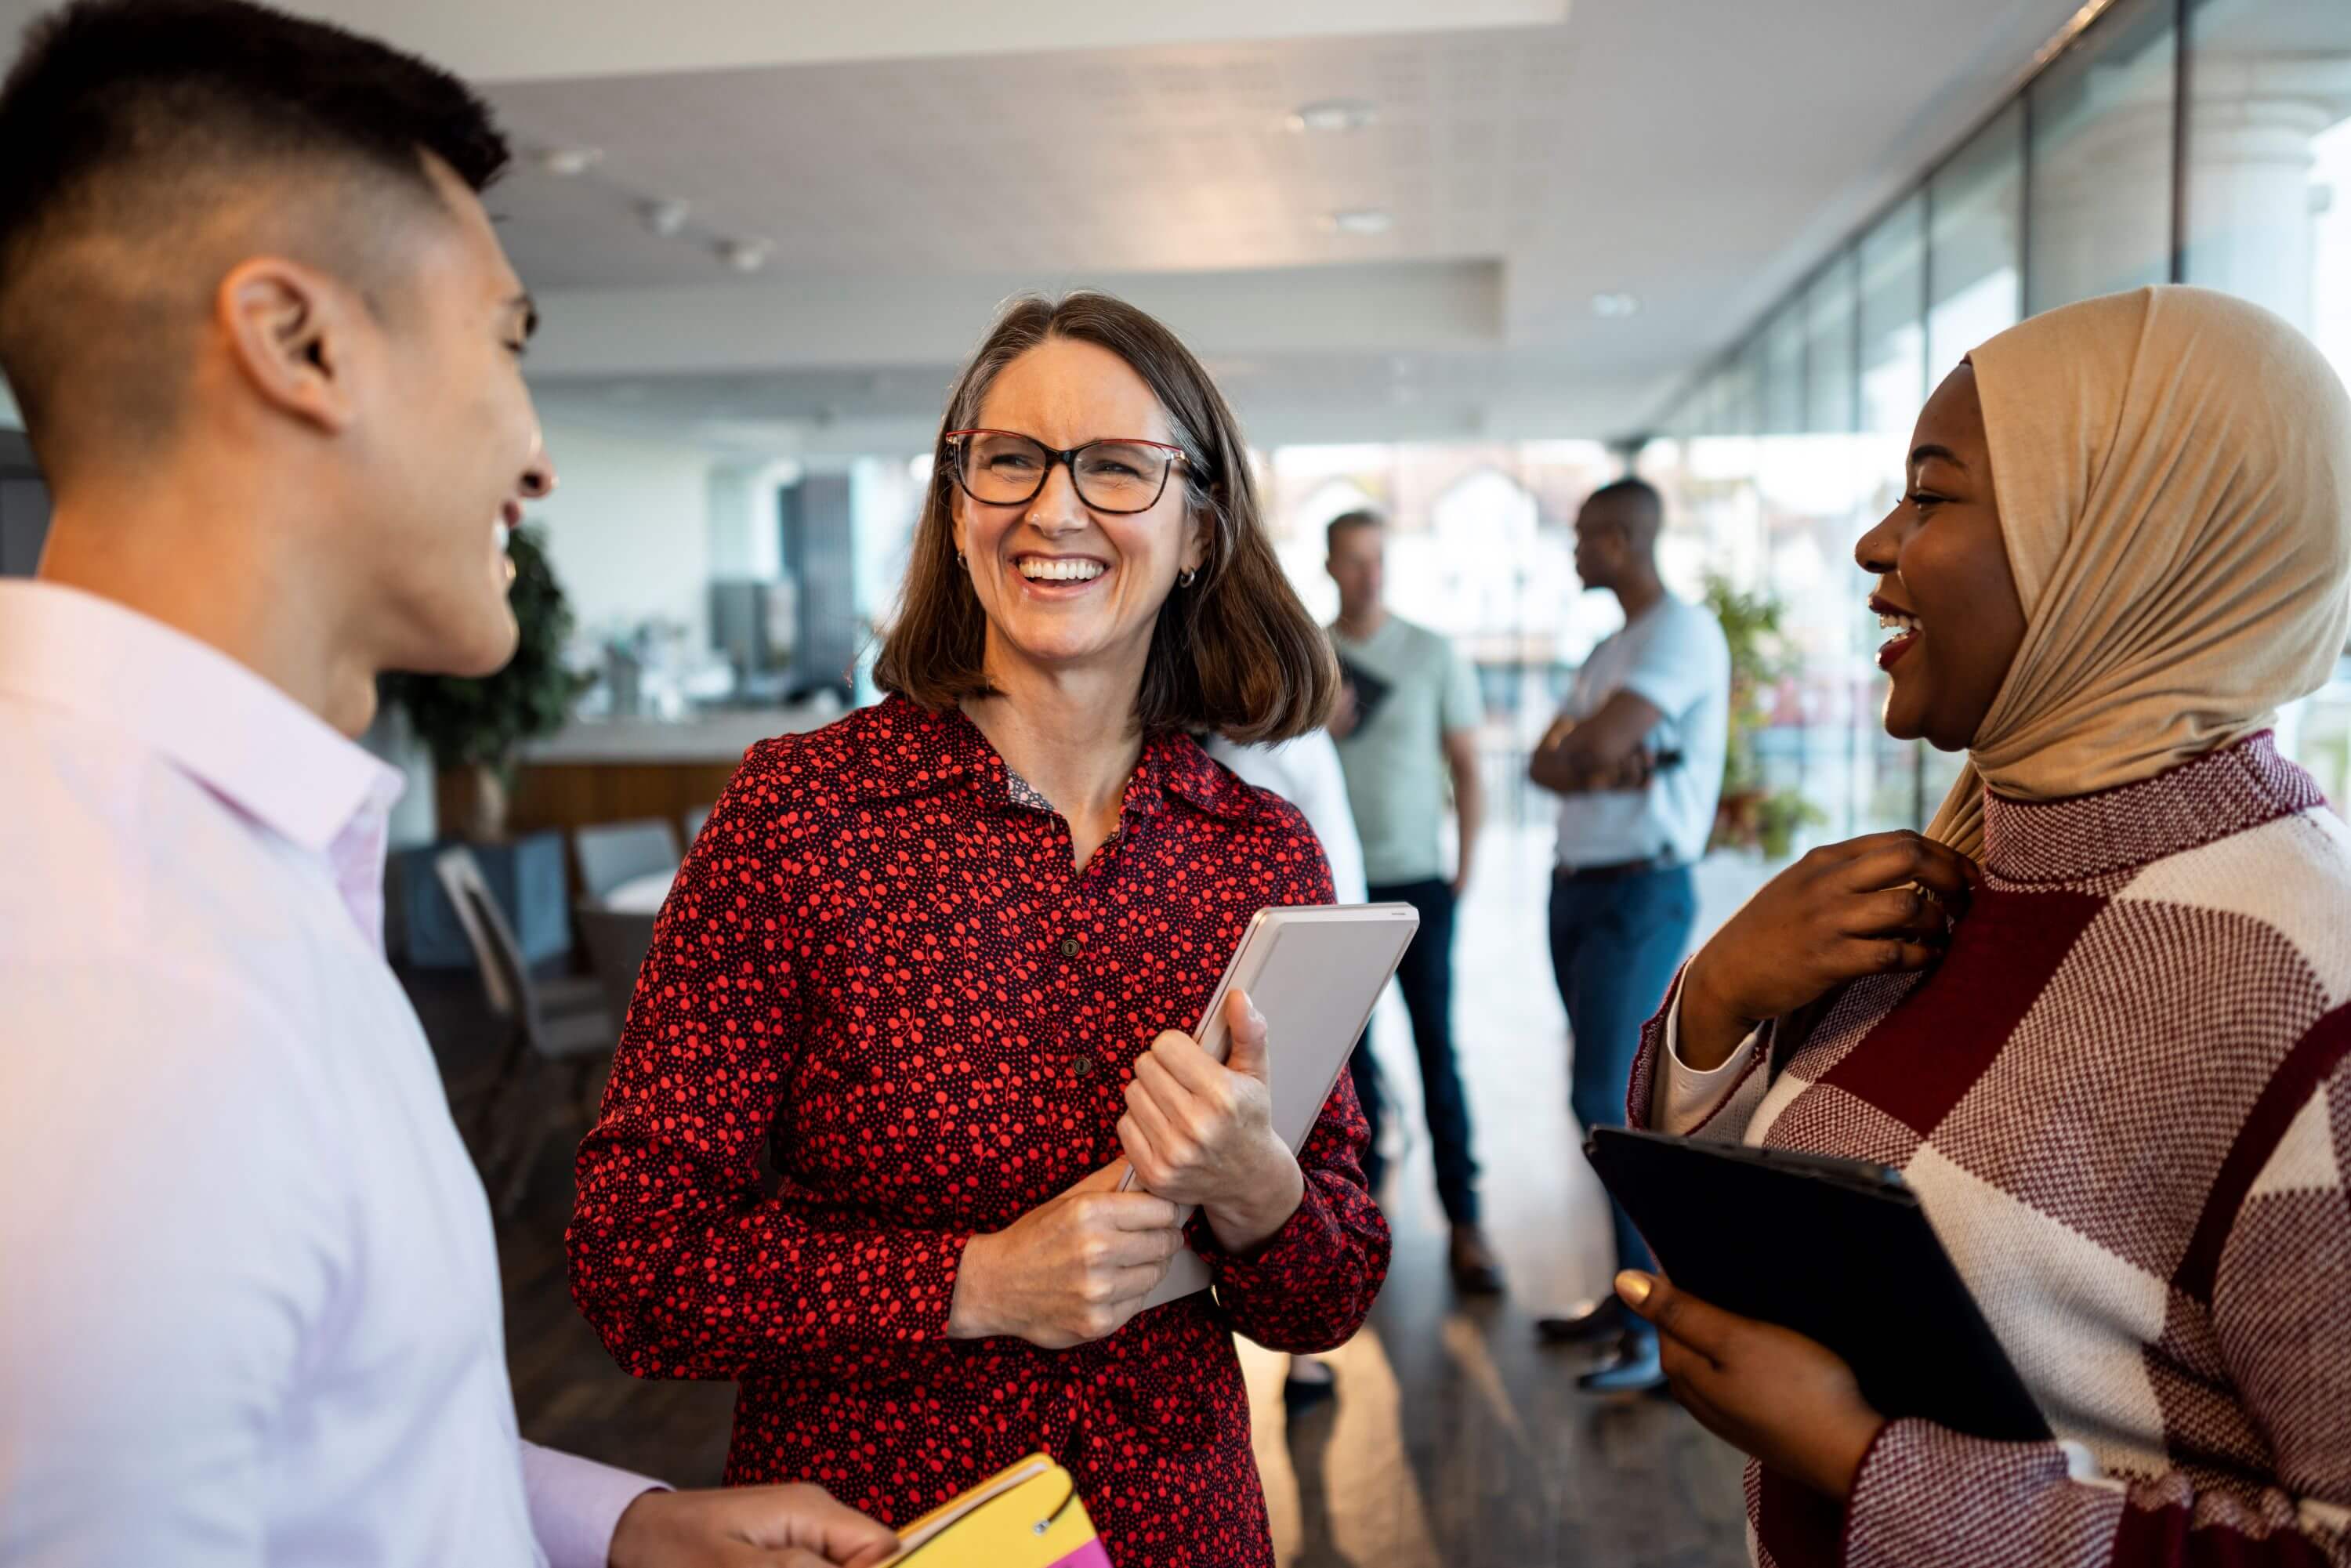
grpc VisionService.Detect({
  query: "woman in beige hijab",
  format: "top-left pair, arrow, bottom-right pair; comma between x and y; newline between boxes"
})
1609,287 -> 2351,1568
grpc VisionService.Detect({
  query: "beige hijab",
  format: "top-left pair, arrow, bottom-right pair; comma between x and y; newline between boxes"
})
1924,285 -> 2351,856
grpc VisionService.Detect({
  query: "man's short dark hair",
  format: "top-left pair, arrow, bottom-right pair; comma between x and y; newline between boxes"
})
1326,509 -> 1385,554
1585,476 -> 1663,520
0,0 -> 510,469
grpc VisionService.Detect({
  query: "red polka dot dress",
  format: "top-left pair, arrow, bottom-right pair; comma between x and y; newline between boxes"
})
567,695 -> 1391,1566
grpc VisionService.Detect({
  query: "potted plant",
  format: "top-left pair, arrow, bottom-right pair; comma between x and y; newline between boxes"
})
1702,572 -> 1820,860
380,525 -> 591,842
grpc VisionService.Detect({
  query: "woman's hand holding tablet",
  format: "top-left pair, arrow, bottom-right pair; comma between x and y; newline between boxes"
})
1118,989 -> 1308,1255
945,1161 -> 1186,1350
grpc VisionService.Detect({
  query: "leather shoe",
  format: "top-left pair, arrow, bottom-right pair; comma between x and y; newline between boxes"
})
1282,1357 -> 1339,1418
1448,1224 -> 1505,1296
1576,1332 -> 1666,1395
1535,1295 -> 1628,1345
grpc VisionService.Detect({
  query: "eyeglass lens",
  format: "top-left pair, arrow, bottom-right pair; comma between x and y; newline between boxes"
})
958,433 -> 1172,512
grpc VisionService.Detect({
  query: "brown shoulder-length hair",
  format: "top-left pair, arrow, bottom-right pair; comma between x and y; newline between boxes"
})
871,292 -> 1338,745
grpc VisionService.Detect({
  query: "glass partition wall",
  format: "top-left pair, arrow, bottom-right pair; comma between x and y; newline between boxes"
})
1644,0 -> 2351,835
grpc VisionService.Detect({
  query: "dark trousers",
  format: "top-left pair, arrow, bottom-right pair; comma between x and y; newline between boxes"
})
1347,1041 -> 1386,1198
1549,864 -> 1697,1280
1366,878 -> 1480,1225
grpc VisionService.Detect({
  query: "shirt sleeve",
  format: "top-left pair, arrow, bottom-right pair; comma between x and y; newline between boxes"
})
567,756 -> 970,1384
1618,605 -> 1730,728
1625,966 -> 1773,1145
1838,1048 -> 2351,1568
1654,986 -> 1768,1136
1193,821 -> 1391,1352
518,1441 -> 663,1568
1438,634 -> 1484,737
0,965 -> 346,1566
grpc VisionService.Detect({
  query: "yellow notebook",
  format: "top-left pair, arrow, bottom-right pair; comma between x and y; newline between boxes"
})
875,1454 -> 1108,1568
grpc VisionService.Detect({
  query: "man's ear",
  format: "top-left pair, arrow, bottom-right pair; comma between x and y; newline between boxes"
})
216,255 -> 360,436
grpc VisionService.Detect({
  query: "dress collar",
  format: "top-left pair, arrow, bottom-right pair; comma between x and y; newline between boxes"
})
1980,731 -> 2323,885
872,693 -> 1259,823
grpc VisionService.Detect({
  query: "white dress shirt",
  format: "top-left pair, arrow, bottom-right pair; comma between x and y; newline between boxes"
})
0,581 -> 656,1566
1202,730 -> 1370,904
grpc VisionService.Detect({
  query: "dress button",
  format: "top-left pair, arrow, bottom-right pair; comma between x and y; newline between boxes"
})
1072,1055 -> 1096,1077
1060,936 -> 1081,958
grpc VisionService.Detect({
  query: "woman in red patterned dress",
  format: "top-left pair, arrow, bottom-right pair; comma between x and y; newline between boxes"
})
567,292 -> 1389,1567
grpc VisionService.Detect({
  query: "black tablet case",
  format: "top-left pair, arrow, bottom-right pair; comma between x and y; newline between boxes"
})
1585,1126 -> 2049,1443
1335,654 -> 1393,730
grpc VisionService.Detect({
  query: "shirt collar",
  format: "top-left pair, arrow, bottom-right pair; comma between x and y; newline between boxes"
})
0,581 -> 404,856
871,693 -> 1260,824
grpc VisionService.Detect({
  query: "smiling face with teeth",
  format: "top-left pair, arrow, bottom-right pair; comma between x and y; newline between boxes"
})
1853,361 -> 2027,752
950,336 -> 1207,690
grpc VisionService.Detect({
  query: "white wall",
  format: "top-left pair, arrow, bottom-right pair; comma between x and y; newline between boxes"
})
534,420 -> 715,647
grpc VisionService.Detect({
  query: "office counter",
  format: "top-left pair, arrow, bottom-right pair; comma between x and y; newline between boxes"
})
509,704 -> 835,846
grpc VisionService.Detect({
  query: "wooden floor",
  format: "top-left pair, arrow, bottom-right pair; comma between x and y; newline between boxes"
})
406,825 -> 1755,1568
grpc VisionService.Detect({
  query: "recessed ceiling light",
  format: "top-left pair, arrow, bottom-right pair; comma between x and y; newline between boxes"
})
1285,99 -> 1378,134
719,238 -> 774,273
1324,208 -> 1393,237
1592,292 -> 1642,319
534,146 -> 603,177
639,198 -> 691,237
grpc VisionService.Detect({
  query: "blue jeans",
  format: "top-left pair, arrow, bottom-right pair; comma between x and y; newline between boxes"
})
1366,878 -> 1481,1226
1549,864 -> 1697,1280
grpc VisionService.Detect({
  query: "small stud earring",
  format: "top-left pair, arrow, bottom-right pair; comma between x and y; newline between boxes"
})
955,550 -> 967,570
1177,567 -> 1199,588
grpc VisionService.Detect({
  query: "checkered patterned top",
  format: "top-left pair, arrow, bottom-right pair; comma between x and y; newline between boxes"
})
1633,733 -> 2351,1567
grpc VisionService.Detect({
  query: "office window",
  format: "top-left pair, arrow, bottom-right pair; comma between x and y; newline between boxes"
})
2183,0 -> 2351,809
2027,0 -> 2176,313
1761,300 -> 1807,435
1805,252 -> 1860,434
1730,336 -> 1768,437
1928,103 -> 2026,379
1860,194 -> 1928,436
2183,0 -> 2351,388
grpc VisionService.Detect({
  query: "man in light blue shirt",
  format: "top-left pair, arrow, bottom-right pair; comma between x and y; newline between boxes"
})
1526,479 -> 1729,1392
1327,511 -> 1502,1295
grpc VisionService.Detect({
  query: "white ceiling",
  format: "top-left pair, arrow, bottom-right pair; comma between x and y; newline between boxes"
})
0,0 -> 2092,452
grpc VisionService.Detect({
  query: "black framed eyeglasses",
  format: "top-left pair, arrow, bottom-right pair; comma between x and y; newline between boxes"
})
941,429 -> 1186,515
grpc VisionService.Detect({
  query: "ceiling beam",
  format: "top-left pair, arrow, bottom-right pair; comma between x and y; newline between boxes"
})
229,0 -> 1570,84
523,261 -> 1506,378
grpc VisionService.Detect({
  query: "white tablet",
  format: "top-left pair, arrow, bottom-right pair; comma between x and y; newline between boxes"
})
1132,902 -> 1419,1309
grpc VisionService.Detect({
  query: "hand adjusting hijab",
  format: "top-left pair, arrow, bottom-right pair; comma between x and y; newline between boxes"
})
1926,284 -> 2351,857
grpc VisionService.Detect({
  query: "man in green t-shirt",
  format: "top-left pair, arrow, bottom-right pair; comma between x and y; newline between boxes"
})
1326,511 -> 1501,1295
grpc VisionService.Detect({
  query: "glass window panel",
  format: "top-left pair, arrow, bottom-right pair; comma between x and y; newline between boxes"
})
1860,194 -> 1928,436
2183,0 -> 2351,808
1928,102 -> 2026,378
1762,301 -> 1806,434
1805,252 -> 1860,434
1725,339 -> 1765,438
2027,0 -> 2176,313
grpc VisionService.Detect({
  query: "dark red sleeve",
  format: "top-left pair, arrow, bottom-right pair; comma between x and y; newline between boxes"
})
1193,821 -> 1391,1354
565,754 -> 968,1382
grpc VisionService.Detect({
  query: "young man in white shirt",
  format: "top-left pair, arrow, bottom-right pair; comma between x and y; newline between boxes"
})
0,3 -> 895,1564
1525,478 -> 1729,1392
